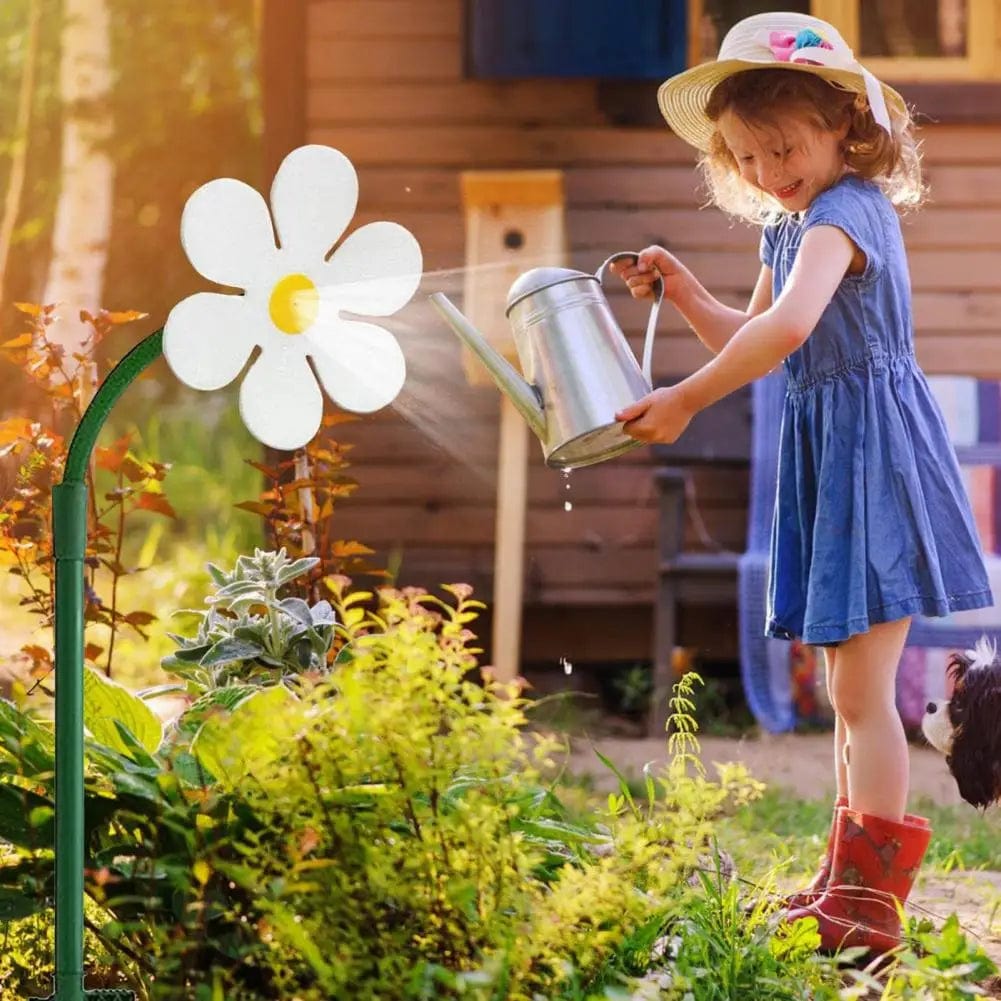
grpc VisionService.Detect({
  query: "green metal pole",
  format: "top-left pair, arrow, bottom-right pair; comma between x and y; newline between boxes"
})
37,329 -> 164,1001
51,481 -> 87,1001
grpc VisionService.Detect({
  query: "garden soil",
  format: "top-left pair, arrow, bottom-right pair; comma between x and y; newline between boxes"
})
568,732 -> 1001,973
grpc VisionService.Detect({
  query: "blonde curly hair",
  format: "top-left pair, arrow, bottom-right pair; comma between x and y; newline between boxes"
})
699,68 -> 924,225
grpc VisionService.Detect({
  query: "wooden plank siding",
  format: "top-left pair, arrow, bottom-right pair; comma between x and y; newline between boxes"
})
290,0 -> 1001,660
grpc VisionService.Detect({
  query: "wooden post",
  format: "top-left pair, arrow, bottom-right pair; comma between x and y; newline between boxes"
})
492,396 -> 530,685
460,171 -> 566,686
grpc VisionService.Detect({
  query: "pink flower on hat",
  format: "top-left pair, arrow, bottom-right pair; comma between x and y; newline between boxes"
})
767,28 -> 834,65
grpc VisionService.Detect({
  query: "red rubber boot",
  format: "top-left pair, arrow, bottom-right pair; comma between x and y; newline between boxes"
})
783,795 -> 847,909
787,809 -> 932,955
784,804 -> 929,910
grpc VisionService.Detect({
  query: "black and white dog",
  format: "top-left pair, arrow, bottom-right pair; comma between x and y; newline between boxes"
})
922,636 -> 1001,809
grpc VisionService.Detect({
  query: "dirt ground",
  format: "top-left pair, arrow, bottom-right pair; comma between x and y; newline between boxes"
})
568,731 -> 966,803
568,732 -> 1001,970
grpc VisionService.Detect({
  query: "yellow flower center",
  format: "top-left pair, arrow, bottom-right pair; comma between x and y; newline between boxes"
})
268,273 -> 319,334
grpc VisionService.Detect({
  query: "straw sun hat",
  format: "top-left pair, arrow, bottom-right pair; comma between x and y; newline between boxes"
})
658,11 -> 907,152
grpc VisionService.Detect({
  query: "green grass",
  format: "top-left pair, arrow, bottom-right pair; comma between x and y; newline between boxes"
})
714,786 -> 1001,879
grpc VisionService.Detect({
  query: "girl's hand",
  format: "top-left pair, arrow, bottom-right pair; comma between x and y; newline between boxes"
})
609,245 -> 692,302
615,385 -> 695,444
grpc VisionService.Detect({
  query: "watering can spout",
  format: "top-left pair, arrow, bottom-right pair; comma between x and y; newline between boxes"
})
428,292 -> 546,439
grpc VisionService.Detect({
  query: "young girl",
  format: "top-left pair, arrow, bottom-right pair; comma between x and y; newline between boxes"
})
613,12 -> 993,955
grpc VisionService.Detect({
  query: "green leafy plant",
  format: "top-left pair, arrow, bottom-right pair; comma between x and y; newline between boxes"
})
0,556 -> 333,998
161,547 -> 335,692
879,913 -> 998,1000
661,857 -> 838,1001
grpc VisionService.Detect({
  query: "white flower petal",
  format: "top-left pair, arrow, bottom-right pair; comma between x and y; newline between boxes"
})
181,178 -> 278,288
239,351 -> 322,451
319,221 -> 422,316
270,145 -> 358,262
163,292 -> 256,390
308,319 -> 406,413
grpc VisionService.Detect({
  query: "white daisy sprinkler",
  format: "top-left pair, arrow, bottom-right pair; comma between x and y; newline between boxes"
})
163,145 -> 422,450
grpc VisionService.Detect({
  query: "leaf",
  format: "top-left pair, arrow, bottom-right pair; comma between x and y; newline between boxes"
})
0,884 -> 43,921
83,667 -> 163,758
191,686 -> 302,785
13,302 -> 41,316
0,417 -> 35,446
275,557 -> 319,586
593,749 -> 637,815
330,540 -> 375,558
0,782 -> 54,846
310,600 -> 336,627
199,637 -> 263,667
123,611 -> 157,627
161,644 -> 212,667
111,722 -> 159,770
120,455 -> 148,483
0,700 -> 54,774
0,334 -> 32,349
94,434 -> 132,473
245,459 -> 281,480
186,686 -> 257,719
213,579 -> 264,599
233,501 -> 275,516
104,310 -> 148,325
279,597 -> 313,630
20,644 -> 51,665
342,607 -> 365,628
28,805 -> 54,828
136,492 -> 177,518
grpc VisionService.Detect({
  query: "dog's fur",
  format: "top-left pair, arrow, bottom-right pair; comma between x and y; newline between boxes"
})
922,636 -> 1001,808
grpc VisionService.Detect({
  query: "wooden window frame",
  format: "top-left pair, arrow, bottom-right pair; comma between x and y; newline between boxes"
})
688,0 -> 1001,80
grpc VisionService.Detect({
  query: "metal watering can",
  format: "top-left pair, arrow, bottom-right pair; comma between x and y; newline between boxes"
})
429,252 -> 664,469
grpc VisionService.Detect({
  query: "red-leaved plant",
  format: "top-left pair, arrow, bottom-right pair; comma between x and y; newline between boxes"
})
0,302 -> 168,687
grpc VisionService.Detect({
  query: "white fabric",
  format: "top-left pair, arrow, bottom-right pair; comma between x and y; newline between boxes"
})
764,41 -> 892,136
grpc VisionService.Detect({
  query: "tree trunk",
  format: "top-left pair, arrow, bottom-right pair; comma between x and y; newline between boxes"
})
0,0 -> 42,320
44,0 -> 115,356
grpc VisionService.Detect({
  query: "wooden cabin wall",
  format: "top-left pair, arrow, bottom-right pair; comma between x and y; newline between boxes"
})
299,0 -> 1001,662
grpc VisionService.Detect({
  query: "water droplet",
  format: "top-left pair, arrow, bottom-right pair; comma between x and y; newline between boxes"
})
564,500 -> 573,512
561,656 -> 573,675
404,186 -> 412,193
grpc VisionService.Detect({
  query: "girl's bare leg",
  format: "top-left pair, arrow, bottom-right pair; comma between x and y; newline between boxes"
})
823,647 -> 848,800
828,618 -> 910,820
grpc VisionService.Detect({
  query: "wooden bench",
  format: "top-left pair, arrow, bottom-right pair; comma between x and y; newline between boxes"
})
647,381 -> 753,735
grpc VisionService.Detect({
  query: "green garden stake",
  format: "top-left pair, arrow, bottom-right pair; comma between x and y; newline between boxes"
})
37,145 -> 420,999
36,331 -> 163,1001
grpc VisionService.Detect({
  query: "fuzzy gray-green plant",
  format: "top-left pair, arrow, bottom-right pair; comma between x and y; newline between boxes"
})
161,547 -> 335,691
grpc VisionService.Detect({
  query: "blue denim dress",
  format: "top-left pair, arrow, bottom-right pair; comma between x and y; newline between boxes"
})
761,174 -> 993,645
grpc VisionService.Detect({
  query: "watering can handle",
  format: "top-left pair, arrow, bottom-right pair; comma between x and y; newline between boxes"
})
595,251 -> 664,387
